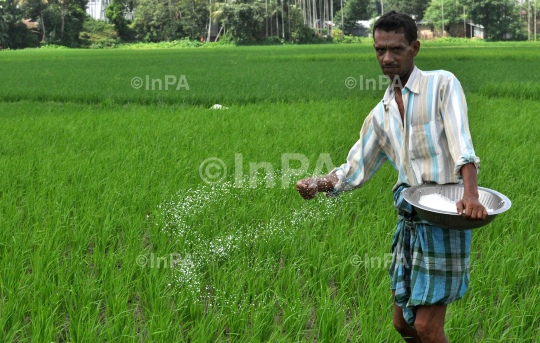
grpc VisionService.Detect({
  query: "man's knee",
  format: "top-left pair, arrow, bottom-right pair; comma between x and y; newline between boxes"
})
414,318 -> 444,341
393,316 -> 413,335
414,304 -> 448,341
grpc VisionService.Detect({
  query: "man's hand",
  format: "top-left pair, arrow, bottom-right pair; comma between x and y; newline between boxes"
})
459,162 -> 487,221
457,195 -> 488,221
296,177 -> 319,200
296,173 -> 339,200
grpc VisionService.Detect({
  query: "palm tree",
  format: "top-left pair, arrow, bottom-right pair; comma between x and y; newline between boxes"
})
209,0 -> 227,41
208,0 -> 237,41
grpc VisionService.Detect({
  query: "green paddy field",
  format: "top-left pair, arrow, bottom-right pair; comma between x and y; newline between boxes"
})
1,42 -> 539,342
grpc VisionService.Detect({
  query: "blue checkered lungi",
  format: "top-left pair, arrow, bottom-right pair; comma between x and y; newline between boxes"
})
389,185 -> 472,328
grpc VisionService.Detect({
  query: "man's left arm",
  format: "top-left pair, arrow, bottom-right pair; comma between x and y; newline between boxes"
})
458,163 -> 487,220
440,75 -> 487,221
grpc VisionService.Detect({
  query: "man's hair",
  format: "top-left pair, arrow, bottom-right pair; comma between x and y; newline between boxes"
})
372,10 -> 417,44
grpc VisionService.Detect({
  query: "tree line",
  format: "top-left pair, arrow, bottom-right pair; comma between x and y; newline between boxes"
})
0,0 -> 537,49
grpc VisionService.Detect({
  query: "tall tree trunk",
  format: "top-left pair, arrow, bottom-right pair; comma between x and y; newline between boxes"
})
40,10 -> 46,42
276,2 -> 279,38
61,0 -> 65,39
528,0 -> 531,41
312,0 -> 316,33
307,0 -> 310,27
304,0 -> 307,25
317,0 -> 324,33
207,0 -> 212,42
305,0 -> 308,25
463,5 -> 465,37
281,0 -> 284,38
266,0 -> 268,37
441,0 -> 444,37
340,0 -> 343,33
330,0 -> 333,36
319,0 -> 328,34
215,26 -> 222,41
288,0 -> 291,40
325,0 -> 328,34
326,0 -> 329,33
271,11 -> 273,36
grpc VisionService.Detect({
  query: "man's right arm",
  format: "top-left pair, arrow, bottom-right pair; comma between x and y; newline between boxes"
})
296,112 -> 387,200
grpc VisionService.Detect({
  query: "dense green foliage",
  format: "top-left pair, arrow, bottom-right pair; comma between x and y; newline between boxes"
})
333,0 -> 369,34
220,3 -> 265,42
424,0 -> 464,30
462,0 -> 527,40
0,43 -> 539,341
133,0 -> 182,41
0,0 -> 39,48
383,0 -> 429,21
105,0 -> 131,39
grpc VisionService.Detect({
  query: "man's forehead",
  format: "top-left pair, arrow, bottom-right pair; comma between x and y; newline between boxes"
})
373,29 -> 408,47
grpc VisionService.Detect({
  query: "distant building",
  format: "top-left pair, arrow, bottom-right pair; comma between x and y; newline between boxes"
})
350,19 -> 373,37
86,0 -> 134,21
313,19 -> 334,30
417,19 -> 485,39
324,15 -> 489,40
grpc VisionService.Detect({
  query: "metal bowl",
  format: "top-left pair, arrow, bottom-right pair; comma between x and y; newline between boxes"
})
402,183 -> 511,230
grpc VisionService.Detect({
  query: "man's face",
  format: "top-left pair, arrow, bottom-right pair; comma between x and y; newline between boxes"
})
373,29 -> 420,85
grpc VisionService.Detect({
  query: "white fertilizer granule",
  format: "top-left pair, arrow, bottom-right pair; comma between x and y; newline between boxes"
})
418,194 -> 494,213
209,104 -> 229,109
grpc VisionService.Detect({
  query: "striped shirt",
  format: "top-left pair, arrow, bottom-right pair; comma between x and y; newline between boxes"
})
327,65 -> 480,195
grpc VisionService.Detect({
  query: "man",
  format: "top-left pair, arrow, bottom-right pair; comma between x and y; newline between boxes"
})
296,11 -> 487,343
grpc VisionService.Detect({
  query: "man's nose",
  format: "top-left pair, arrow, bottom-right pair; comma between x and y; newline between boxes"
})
383,51 -> 394,64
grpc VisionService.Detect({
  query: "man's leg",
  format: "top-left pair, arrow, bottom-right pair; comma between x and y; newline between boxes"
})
392,290 -> 422,343
414,304 -> 449,343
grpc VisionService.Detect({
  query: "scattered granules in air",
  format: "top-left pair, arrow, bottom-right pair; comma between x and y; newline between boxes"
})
418,194 -> 494,213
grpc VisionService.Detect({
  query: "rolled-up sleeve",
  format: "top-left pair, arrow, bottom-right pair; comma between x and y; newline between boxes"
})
440,75 -> 480,177
325,113 -> 387,198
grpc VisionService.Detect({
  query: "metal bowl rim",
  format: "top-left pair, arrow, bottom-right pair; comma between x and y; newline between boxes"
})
402,184 -> 512,216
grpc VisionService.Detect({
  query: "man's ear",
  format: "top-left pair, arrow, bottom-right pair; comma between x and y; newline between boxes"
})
411,40 -> 420,57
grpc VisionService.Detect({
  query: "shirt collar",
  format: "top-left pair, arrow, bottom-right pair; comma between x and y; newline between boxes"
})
382,65 -> 421,107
